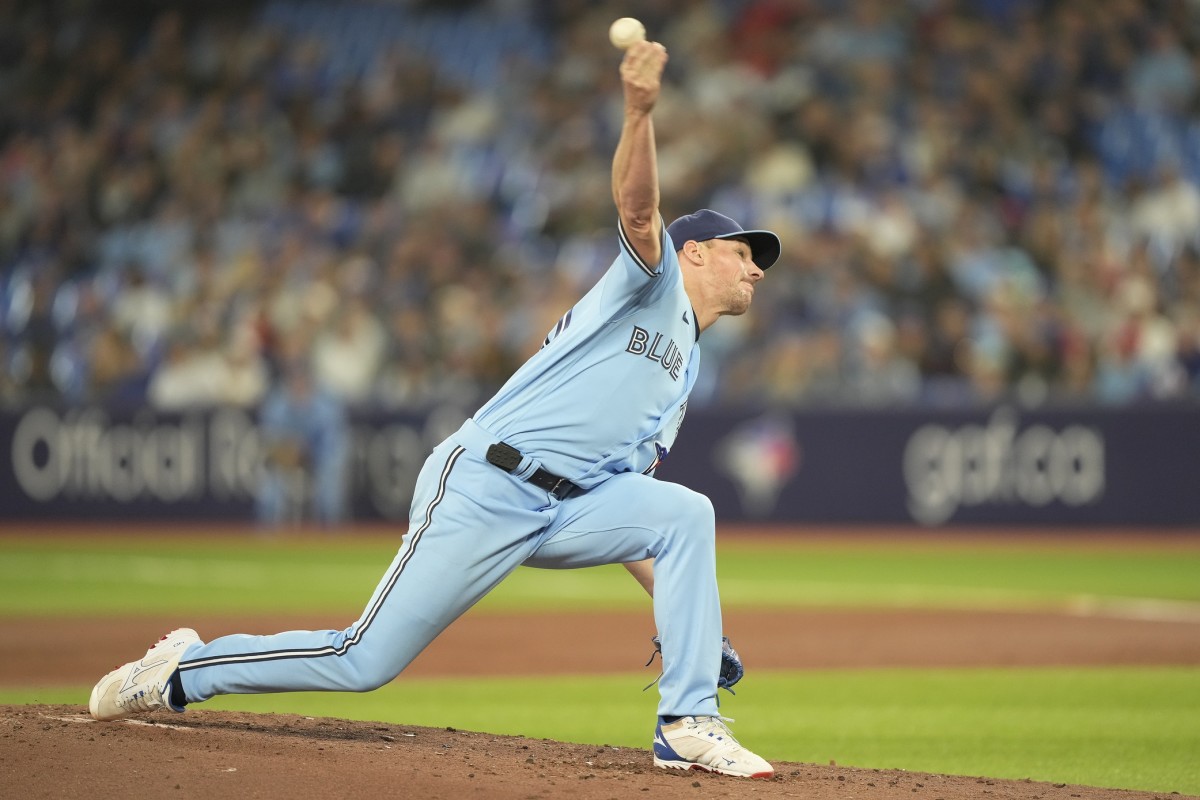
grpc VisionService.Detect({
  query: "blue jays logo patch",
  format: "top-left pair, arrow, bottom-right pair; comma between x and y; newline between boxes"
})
642,442 -> 669,475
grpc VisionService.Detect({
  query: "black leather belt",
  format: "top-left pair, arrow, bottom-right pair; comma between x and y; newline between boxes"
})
485,442 -> 580,500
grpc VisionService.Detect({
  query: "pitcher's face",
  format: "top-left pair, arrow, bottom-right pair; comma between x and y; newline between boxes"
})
705,237 -> 764,316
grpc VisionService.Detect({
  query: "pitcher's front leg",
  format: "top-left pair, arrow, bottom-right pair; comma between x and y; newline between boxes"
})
526,474 -> 723,718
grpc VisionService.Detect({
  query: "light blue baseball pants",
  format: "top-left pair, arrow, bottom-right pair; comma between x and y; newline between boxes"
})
177,428 -> 724,719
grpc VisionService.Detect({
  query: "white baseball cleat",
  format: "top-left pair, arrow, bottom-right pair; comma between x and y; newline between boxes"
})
652,715 -> 774,778
89,628 -> 201,721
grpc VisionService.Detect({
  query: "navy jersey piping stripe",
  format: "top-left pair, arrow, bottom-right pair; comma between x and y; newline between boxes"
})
178,446 -> 466,672
617,217 -> 659,278
543,308 -> 573,347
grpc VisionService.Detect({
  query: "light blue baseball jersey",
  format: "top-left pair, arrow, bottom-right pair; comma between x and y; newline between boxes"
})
174,216 -> 727,722
474,219 -> 698,487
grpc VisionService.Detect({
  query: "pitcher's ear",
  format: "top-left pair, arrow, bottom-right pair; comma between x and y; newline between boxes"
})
681,240 -> 705,264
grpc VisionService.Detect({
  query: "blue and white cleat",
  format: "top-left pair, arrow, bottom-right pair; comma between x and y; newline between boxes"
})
653,715 -> 774,778
89,628 -> 201,721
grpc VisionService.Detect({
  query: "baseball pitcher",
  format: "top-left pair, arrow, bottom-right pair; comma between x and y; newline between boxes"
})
89,38 -> 780,779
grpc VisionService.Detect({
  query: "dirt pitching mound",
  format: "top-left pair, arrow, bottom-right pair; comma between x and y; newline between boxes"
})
4,705 -> 1188,800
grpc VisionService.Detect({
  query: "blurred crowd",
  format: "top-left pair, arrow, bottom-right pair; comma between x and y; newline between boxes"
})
3,0 -> 1200,416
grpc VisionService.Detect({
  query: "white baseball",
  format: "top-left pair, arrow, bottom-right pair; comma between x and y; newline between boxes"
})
608,17 -> 646,50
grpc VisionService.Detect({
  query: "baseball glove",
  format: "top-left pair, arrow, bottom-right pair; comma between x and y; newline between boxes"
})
644,635 -> 744,694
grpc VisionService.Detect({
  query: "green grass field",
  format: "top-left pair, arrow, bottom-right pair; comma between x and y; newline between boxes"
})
4,534 -> 1199,615
2,531 -> 1199,794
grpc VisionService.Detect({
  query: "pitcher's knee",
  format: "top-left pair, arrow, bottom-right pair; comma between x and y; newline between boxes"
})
333,646 -> 409,692
340,661 -> 400,693
692,495 -> 717,532
669,488 -> 716,538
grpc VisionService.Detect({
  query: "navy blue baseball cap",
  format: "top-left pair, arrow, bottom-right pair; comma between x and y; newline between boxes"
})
666,209 -> 781,270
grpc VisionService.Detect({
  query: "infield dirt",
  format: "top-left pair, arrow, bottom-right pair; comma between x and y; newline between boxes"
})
4,702 -> 1191,800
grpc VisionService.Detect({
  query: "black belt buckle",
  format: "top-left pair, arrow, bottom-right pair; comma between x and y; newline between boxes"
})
547,475 -> 575,500
532,470 -> 569,498
486,442 -> 523,473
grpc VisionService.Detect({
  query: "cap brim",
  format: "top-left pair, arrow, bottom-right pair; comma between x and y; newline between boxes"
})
715,230 -> 781,270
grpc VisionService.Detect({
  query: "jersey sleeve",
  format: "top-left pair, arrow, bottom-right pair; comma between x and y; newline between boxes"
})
617,215 -> 667,279
604,215 -> 678,309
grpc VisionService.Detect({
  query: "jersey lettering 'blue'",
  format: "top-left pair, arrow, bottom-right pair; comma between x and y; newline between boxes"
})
472,218 -> 698,487
625,326 -> 684,381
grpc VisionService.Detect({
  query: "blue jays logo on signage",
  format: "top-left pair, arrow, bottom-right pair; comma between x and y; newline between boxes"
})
715,415 -> 800,517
